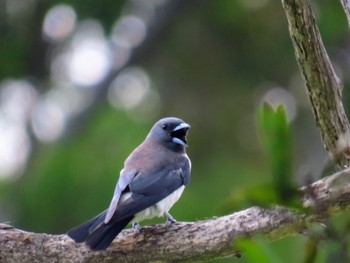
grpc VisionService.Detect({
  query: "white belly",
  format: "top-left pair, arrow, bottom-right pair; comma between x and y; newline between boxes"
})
132,185 -> 185,223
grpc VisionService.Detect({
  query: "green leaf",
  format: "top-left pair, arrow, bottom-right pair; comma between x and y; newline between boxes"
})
257,103 -> 296,204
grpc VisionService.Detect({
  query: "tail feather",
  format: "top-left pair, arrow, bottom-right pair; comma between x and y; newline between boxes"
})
86,216 -> 134,250
67,210 -> 107,243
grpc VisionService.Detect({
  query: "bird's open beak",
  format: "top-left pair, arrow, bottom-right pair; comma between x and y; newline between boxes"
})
173,122 -> 191,132
171,123 -> 191,147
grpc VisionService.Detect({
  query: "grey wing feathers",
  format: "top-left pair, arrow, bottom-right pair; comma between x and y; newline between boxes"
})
130,160 -> 190,195
105,156 -> 190,224
109,168 -> 185,223
104,168 -> 137,223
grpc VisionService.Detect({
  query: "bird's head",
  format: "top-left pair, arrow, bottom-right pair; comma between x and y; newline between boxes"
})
148,117 -> 191,152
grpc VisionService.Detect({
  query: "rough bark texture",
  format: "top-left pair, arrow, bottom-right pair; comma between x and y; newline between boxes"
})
282,0 -> 350,167
1,168 -> 350,263
340,0 -> 350,28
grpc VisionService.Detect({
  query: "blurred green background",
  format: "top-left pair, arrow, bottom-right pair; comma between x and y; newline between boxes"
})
1,0 -> 350,262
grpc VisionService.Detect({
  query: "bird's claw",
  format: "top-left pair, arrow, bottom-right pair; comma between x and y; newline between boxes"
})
165,212 -> 177,225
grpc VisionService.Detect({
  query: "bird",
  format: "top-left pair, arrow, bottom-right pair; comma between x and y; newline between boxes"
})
67,117 -> 191,250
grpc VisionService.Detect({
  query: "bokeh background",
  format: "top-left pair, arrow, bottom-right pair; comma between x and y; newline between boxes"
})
1,0 -> 350,262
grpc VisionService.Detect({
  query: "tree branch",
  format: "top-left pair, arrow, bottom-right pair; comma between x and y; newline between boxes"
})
281,0 -> 350,167
1,168 -> 350,263
340,0 -> 350,28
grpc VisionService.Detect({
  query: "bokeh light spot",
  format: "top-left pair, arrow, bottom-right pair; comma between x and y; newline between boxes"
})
108,67 -> 151,109
42,4 -> 77,42
0,79 -> 37,178
31,94 -> 66,142
0,121 -> 31,178
111,15 -> 147,49
67,20 -> 111,87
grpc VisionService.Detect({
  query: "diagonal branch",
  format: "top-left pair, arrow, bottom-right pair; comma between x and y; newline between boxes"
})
282,0 -> 350,167
340,0 -> 350,28
1,168 -> 350,263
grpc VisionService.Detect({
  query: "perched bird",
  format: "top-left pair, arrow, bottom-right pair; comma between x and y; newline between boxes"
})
67,117 -> 191,250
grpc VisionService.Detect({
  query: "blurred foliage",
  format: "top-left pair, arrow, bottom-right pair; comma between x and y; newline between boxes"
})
236,236 -> 283,263
222,104 -> 299,212
257,104 -> 297,203
220,183 -> 278,212
0,0 -> 350,262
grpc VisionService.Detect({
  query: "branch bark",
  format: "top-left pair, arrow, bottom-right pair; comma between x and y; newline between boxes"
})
1,168 -> 350,263
340,0 -> 350,28
282,0 -> 350,167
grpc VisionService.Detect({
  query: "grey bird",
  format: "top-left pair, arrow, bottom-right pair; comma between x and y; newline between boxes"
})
67,117 -> 191,250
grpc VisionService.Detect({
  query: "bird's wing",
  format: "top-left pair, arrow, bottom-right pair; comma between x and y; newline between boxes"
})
108,158 -> 190,223
131,158 -> 191,195
104,168 -> 138,224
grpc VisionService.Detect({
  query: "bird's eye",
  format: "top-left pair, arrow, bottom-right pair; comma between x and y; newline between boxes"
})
162,124 -> 167,130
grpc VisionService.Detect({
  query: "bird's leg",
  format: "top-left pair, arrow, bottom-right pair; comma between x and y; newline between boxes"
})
132,222 -> 142,230
165,212 -> 177,225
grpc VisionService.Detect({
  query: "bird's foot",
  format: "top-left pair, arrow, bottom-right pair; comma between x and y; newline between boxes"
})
132,222 -> 142,230
165,212 -> 177,225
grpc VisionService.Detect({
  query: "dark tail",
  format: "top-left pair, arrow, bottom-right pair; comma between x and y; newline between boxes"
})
85,215 -> 134,250
67,210 -> 134,250
67,210 -> 107,243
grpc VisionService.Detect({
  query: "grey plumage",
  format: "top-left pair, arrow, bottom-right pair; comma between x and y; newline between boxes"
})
67,117 -> 191,250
